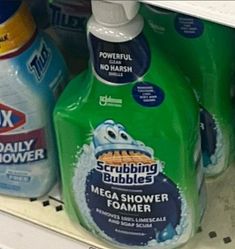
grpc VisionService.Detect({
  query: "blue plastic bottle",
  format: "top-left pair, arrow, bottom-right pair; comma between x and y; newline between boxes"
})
0,0 -> 69,197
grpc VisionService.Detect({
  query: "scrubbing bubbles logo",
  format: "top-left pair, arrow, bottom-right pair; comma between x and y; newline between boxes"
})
73,120 -> 191,248
93,121 -> 161,186
96,160 -> 160,186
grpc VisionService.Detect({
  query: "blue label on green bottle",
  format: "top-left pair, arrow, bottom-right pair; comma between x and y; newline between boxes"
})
175,14 -> 204,38
89,33 -> 151,84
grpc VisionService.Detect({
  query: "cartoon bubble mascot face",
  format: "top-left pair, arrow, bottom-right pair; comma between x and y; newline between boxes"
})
93,120 -> 154,162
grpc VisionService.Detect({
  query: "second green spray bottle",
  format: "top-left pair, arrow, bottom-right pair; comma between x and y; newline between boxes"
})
141,4 -> 235,177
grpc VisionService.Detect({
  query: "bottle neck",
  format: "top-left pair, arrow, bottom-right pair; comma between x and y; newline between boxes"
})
87,15 -> 151,85
0,2 -> 36,59
87,15 -> 144,43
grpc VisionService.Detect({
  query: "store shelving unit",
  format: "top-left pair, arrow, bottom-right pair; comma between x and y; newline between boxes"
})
145,1 -> 235,28
2,1 -> 235,249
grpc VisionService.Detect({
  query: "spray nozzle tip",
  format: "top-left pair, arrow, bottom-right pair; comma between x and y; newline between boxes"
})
91,0 -> 139,26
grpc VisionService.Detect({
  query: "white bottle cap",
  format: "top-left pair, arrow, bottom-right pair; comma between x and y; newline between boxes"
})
91,0 -> 140,26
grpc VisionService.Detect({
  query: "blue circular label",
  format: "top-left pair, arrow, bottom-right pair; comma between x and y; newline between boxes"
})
132,82 -> 165,107
175,14 -> 204,38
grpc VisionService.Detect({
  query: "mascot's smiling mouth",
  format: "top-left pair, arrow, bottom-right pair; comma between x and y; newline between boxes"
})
93,120 -> 155,166
98,150 -> 155,165
97,150 -> 155,166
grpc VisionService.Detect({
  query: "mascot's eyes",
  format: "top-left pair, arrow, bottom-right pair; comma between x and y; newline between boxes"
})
120,132 -> 128,140
108,130 -> 116,139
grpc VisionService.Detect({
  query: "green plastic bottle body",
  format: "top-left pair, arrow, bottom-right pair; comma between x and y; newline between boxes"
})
54,16 -> 201,248
141,4 -> 235,177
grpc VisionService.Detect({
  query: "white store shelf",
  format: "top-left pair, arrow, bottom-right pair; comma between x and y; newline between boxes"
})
144,1 -> 235,28
1,166 -> 235,249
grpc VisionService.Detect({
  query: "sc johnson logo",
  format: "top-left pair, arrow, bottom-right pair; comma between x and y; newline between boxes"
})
99,95 -> 123,107
0,103 -> 26,134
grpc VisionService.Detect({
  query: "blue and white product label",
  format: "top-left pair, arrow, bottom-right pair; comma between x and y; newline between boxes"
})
73,120 -> 189,247
132,82 -> 165,107
175,14 -> 204,38
89,33 -> 151,84
0,33 -> 68,197
49,0 -> 91,57
200,107 -> 221,170
0,103 -> 47,165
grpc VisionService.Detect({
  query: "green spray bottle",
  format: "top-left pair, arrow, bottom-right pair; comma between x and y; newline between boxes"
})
141,4 -> 235,177
54,1 -> 205,248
